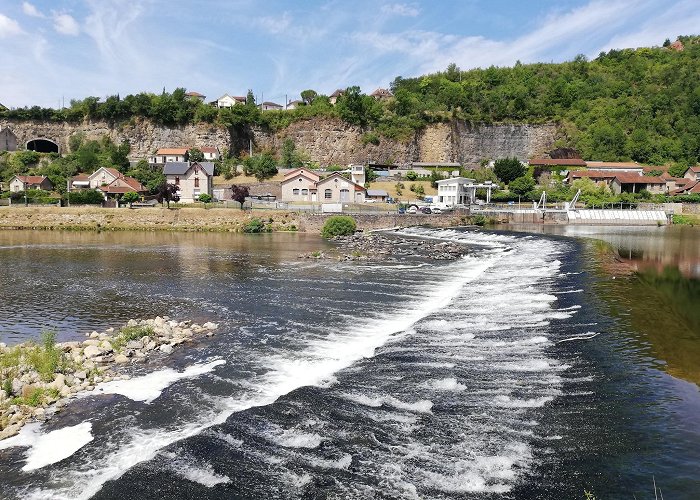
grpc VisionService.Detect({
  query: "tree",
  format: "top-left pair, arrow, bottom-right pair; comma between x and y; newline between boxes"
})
508,175 -> 535,196
243,152 -> 278,181
493,157 -> 525,184
230,184 -> 250,208
188,147 -> 205,162
127,159 -> 165,193
321,216 -> 356,238
198,193 -> 212,203
300,90 -> 317,105
121,191 -> 139,207
364,167 -> 378,184
405,171 -> 418,181
156,182 -> 180,208
280,139 -> 303,169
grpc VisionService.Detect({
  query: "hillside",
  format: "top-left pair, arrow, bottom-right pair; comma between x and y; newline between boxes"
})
1,36 -> 699,168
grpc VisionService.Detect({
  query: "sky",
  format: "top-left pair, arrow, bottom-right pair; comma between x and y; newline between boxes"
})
0,0 -> 698,108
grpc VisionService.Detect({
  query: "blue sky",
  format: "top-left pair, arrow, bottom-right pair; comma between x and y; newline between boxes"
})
0,0 -> 698,108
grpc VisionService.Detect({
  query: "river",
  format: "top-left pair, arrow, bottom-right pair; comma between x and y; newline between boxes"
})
0,226 -> 699,499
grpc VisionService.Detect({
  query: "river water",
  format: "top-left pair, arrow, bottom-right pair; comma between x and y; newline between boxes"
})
0,227 -> 698,499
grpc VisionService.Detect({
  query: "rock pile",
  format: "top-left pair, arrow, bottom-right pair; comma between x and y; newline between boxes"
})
299,233 -> 468,262
0,317 -> 218,440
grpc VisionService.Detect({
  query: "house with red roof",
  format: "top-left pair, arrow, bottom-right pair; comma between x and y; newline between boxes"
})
88,167 -> 122,189
610,172 -> 667,194
8,175 -> 53,192
683,166 -> 700,182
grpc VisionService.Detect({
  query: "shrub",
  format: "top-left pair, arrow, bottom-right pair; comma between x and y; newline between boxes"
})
321,215 -> 356,238
113,325 -> 156,351
405,171 -> 418,181
361,132 -> 380,146
243,218 -> 266,233
494,157 -> 525,183
68,190 -> 104,205
198,193 -> 213,203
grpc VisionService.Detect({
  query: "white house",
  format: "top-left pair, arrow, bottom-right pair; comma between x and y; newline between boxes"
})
88,167 -> 122,188
350,164 -> 365,185
261,101 -> 283,111
370,88 -> 393,100
280,168 -> 321,202
316,172 -> 365,203
435,177 -> 478,206
163,161 -> 214,203
200,147 -> 221,161
185,91 -> 206,102
211,94 -> 245,108
286,100 -> 303,110
149,148 -> 189,164
9,175 -> 53,192
329,89 -> 344,105
0,127 -> 17,152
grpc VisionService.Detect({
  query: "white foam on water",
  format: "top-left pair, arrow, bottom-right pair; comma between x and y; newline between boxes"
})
421,378 -> 467,392
492,395 -> 555,408
26,248 -> 503,500
179,463 -> 231,487
0,422 -> 94,472
340,392 -> 433,413
87,359 -> 226,403
268,428 -> 324,449
304,453 -> 353,469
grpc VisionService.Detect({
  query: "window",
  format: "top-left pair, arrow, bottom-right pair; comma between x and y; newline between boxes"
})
293,188 -> 300,195
175,177 -> 180,186
325,189 -> 332,199
194,177 -> 200,188
301,189 -> 308,195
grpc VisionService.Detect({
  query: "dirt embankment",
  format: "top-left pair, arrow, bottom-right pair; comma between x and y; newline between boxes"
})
0,207 -> 464,233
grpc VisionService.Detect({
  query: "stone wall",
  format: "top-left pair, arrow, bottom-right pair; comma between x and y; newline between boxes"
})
0,117 -> 558,166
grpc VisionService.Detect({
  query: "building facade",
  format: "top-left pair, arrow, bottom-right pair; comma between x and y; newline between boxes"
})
163,161 -> 214,203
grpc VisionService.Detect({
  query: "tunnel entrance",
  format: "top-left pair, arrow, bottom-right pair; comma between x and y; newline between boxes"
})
26,138 -> 59,153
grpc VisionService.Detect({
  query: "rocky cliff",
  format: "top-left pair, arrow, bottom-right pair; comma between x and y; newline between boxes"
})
0,117 -> 559,166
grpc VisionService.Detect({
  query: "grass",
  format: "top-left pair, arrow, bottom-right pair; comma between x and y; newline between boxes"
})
0,331 -> 66,391
672,214 -> 699,225
112,325 -> 156,351
367,180 -> 437,202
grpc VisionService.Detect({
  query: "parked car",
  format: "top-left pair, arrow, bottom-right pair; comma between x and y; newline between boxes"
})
421,206 -> 432,214
407,206 -> 418,214
431,207 -> 442,214
398,207 -> 406,214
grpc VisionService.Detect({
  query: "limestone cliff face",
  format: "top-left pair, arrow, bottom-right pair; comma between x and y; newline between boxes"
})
0,117 -> 558,165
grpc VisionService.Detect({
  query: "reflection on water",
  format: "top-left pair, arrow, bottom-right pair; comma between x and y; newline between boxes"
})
499,224 -> 700,278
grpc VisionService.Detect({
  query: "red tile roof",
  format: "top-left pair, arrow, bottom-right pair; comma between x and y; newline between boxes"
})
531,158 -> 587,167
569,170 -> 617,179
16,175 -> 48,184
200,147 -> 219,154
613,173 -> 666,184
156,148 -> 189,155
586,161 -> 644,169
71,174 -> 90,181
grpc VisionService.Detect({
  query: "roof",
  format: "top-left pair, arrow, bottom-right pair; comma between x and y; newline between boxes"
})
316,172 -> 366,191
671,180 -> 700,195
14,175 -> 48,184
233,96 -> 246,102
262,101 -> 282,107
88,167 -> 122,181
283,168 -> 320,180
570,170 -> 617,179
100,176 -> 145,193
156,148 -> 189,155
162,161 -> 214,176
411,162 -> 461,168
330,89 -> 344,97
366,189 -> 389,197
287,100 -> 303,105
281,172 -> 320,185
199,147 -> 219,154
436,177 -> 476,185
686,166 -> 700,174
370,88 -> 393,98
71,174 -> 90,181
586,161 -> 644,169
185,91 -> 205,97
613,173 -> 666,184
529,158 -> 587,167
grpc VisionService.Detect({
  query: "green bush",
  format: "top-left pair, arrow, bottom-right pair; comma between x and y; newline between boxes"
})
321,215 -> 356,238
361,132 -> 380,146
197,193 -> 213,203
68,190 -> 104,205
113,325 -> 156,351
243,218 -> 266,233
405,171 -> 418,181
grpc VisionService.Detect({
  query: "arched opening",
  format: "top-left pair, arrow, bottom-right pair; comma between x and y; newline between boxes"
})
26,138 -> 59,153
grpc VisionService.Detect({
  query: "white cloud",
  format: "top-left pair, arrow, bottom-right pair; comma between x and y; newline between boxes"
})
22,2 -> 45,18
381,3 -> 420,17
54,13 -> 80,36
0,13 -> 24,38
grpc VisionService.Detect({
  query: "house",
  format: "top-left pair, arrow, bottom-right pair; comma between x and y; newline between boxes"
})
567,170 -> 617,187
149,148 -> 189,164
366,189 -> 389,202
0,127 -> 18,152
88,167 -> 122,188
99,176 -> 145,198
529,158 -> 587,168
671,180 -> 700,196
70,174 -> 91,190
585,161 -> 644,174
281,168 -> 321,202
286,100 -> 303,110
610,173 -> 667,194
370,88 -> 393,100
350,164 -> 365,185
9,175 -> 53,192
200,147 -> 221,161
210,94 -> 245,108
435,177 -> 478,206
683,166 -> 700,182
316,172 -> 365,203
163,161 -> 214,203
329,89 -> 344,105
261,101 -> 283,111
185,91 -> 206,102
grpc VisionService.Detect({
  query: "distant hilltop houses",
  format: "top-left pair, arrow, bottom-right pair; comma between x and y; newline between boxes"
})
182,87 -> 394,111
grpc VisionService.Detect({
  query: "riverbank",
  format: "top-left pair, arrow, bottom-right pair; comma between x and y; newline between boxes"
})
0,207 -> 464,233
0,317 -> 218,441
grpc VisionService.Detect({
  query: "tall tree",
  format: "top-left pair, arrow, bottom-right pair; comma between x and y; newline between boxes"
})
230,184 -> 250,209
300,90 -> 317,105
493,157 -> 525,184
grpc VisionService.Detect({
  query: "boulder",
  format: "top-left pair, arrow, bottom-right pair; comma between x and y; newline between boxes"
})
114,354 -> 129,364
99,340 -> 113,352
127,319 -> 138,327
59,386 -> 71,398
74,371 -> 87,380
125,340 -> 143,350
83,345 -> 102,358
83,339 -> 100,347
49,374 -> 66,391
159,344 -> 173,355
33,408 -> 46,420
203,322 -> 218,330
11,378 -> 23,396
89,331 -> 100,338
0,423 -> 22,440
